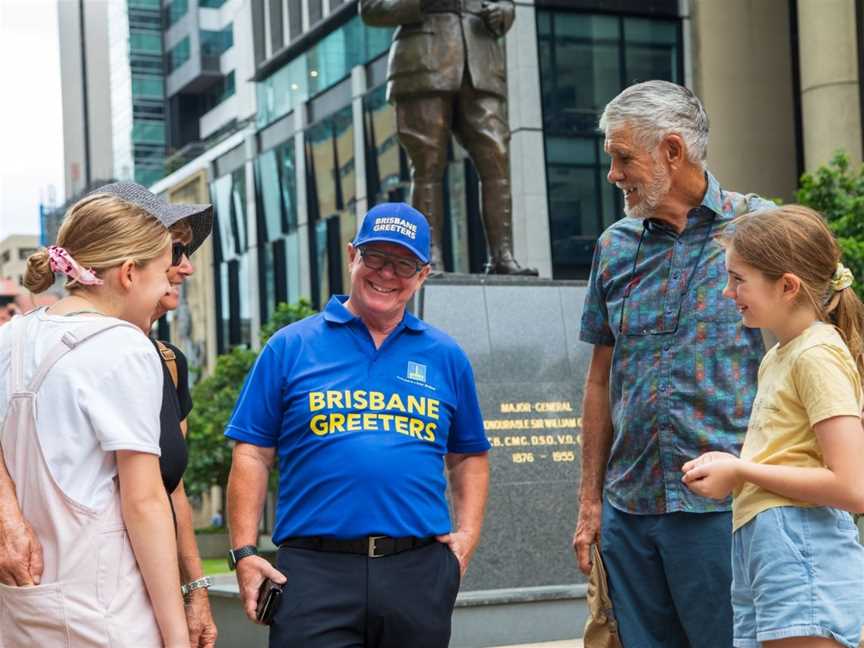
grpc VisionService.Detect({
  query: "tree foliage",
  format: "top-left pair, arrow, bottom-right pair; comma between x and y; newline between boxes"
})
795,151 -> 864,298
184,299 -> 317,496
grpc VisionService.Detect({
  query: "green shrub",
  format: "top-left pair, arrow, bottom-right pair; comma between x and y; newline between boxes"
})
795,151 -> 864,298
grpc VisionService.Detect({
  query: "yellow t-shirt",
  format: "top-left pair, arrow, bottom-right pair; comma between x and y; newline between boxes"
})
732,322 -> 863,531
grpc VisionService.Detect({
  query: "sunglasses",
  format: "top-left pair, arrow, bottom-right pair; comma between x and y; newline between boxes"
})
359,247 -> 424,278
171,242 -> 190,266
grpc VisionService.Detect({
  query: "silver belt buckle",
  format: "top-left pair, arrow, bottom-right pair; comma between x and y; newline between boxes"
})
368,535 -> 386,558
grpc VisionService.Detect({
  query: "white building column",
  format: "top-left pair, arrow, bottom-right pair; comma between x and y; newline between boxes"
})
302,0 -> 311,32
244,133 -> 262,349
679,0 -> 694,88
294,105 -> 313,299
797,0 -> 862,170
505,0 -> 552,277
351,65 -> 369,230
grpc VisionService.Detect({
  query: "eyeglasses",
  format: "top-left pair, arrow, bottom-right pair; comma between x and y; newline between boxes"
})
171,242 -> 190,266
359,247 -> 424,278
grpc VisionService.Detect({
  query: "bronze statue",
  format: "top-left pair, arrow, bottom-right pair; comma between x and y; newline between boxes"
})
360,0 -> 537,275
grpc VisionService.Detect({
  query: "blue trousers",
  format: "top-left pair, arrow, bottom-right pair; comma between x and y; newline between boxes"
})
601,499 -> 733,648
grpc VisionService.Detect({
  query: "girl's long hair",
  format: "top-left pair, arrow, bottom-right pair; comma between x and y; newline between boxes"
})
726,204 -> 864,380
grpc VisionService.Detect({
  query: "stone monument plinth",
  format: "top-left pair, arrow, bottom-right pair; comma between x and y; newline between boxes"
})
418,274 -> 592,647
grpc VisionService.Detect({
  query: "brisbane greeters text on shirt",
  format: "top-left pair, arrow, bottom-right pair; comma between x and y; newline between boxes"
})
308,389 -> 440,441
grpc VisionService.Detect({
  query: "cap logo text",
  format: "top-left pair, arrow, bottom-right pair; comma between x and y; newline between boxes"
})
372,216 -> 417,239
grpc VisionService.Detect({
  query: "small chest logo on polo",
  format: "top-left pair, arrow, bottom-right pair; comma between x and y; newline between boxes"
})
400,360 -> 434,390
373,216 -> 417,239
407,361 -> 426,382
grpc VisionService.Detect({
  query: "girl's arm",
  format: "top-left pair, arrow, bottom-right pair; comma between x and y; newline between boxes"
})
741,414 -> 864,510
683,415 -> 864,511
117,450 -> 190,648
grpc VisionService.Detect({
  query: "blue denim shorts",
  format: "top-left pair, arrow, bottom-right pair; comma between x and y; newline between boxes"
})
732,506 -> 864,648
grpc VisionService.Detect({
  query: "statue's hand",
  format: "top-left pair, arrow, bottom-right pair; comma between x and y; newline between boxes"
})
480,1 -> 505,36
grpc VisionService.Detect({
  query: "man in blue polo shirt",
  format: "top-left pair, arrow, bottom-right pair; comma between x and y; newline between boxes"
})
224,202 -> 490,648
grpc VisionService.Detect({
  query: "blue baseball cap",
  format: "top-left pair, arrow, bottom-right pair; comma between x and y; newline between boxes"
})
352,202 -> 430,264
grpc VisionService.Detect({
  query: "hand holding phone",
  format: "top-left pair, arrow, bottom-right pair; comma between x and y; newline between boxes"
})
255,579 -> 283,625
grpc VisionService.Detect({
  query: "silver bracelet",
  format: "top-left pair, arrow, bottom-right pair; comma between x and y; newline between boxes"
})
181,576 -> 214,600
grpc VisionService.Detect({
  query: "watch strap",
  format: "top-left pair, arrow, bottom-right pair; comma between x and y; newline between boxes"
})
228,544 -> 258,570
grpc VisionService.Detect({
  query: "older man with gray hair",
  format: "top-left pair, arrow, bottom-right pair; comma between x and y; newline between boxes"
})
571,80 -> 773,647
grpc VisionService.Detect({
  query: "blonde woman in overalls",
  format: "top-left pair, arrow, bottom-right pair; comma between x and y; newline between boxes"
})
0,193 -> 189,647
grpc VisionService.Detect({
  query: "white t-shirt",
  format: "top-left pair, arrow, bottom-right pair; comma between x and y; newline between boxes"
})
0,309 -> 163,511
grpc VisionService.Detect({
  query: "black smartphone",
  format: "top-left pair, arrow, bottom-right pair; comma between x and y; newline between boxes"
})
255,579 -> 283,625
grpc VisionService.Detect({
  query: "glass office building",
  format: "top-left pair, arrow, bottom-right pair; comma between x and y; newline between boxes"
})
537,9 -> 682,277
156,0 -> 696,354
211,2 -> 683,348
109,0 -> 167,187
205,8 -> 493,351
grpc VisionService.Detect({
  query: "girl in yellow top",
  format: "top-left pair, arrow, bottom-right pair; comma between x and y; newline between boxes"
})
682,205 -> 864,648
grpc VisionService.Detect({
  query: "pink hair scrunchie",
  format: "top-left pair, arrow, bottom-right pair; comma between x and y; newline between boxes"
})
47,246 -> 104,286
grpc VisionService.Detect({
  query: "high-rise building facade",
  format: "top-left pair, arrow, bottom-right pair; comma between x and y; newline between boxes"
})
60,0 -> 168,191
109,0 -> 167,186
163,0 -> 257,157
0,236 -> 40,288
146,0 -> 864,372
58,0 -> 114,197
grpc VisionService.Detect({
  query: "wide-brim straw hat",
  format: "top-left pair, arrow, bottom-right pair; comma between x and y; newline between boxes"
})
89,181 -> 213,256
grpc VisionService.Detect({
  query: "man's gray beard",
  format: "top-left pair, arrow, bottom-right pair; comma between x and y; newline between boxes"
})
622,167 -> 672,219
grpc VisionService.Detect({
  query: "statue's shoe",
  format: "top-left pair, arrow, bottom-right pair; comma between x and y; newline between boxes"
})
485,259 -> 539,276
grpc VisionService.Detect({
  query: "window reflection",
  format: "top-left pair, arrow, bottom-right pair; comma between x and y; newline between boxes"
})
212,170 -> 251,351
307,120 -> 338,221
306,105 -> 355,221
280,144 -> 298,230
285,231 -> 301,306
257,151 -> 282,242
314,219 -> 330,307
255,139 -> 301,324
237,254 -> 251,344
305,105 -> 354,307
363,85 -> 408,204
260,241 -> 276,320
257,16 -> 393,127
537,10 -> 681,278
213,175 -> 236,261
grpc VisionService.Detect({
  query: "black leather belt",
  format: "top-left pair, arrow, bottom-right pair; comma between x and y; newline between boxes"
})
281,535 -> 436,558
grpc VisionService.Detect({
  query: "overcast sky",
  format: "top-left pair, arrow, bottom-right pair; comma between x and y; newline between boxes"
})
0,0 -> 64,241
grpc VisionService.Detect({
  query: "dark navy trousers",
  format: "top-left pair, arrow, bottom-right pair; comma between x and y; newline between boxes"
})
601,498 -> 734,648
269,541 -> 461,648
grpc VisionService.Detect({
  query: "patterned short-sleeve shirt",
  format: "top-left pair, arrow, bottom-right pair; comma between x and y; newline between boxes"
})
580,172 -> 774,514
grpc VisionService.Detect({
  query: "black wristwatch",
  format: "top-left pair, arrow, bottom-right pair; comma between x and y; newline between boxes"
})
228,544 -> 258,570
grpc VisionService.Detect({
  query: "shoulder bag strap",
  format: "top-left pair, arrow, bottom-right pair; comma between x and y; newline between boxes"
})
155,340 -> 178,389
